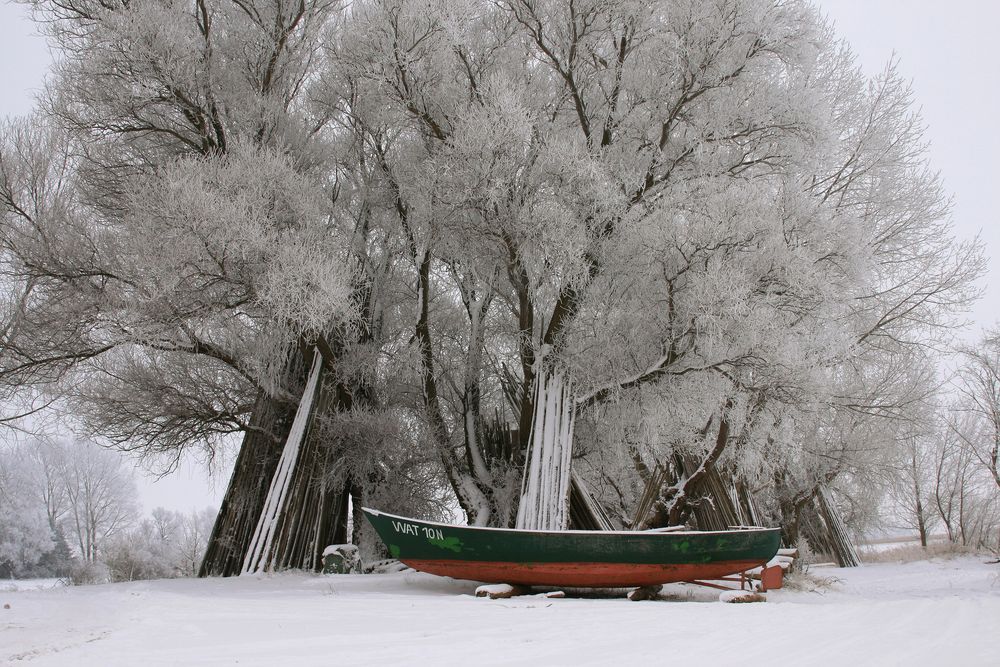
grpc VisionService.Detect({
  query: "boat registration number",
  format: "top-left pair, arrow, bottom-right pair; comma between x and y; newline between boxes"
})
391,520 -> 444,540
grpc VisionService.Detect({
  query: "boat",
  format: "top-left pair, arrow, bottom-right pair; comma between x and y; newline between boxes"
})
363,508 -> 781,588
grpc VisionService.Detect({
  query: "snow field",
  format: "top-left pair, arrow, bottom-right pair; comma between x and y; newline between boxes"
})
1,558 -> 997,666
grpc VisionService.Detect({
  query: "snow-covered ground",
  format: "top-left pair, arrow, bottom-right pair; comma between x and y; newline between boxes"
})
0,579 -> 64,593
2,558 -> 997,666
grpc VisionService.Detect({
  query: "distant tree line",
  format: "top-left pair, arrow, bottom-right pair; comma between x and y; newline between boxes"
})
0,438 -> 214,582
888,329 -> 1000,554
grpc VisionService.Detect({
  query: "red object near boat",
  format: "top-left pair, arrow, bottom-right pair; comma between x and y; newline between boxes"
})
760,564 -> 784,591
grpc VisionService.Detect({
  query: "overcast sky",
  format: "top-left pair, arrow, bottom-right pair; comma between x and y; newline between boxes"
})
821,0 -> 999,334
1,0 -> 997,511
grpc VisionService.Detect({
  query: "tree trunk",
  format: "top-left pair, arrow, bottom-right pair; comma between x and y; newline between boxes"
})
909,448 -> 928,547
243,353 -> 325,574
199,390 -> 297,577
200,346 -> 351,577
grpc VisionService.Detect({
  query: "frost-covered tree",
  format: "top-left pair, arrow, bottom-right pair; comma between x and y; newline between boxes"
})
2,0 -> 985,571
328,0 -> 864,527
0,444 -> 55,577
749,59 -> 983,547
56,439 -> 138,563
277,0 -> 983,538
1,0 -> 367,574
887,425 -> 941,547
103,506 -> 216,581
952,327 -> 1000,492
0,437 -> 138,574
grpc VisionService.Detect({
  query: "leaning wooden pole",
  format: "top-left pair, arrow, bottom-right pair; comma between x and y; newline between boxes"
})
242,352 -> 324,574
816,485 -> 861,567
515,369 -> 575,531
569,472 -> 615,530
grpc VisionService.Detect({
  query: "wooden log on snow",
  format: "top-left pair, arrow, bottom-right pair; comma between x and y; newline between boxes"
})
475,584 -> 532,599
627,584 -> 663,601
720,590 -> 767,603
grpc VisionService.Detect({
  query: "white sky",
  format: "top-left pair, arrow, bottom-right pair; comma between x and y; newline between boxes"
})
1,1 -> 998,511
820,0 -> 1000,335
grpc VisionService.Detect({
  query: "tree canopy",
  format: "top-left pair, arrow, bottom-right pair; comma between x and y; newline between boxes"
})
1,0 -> 989,568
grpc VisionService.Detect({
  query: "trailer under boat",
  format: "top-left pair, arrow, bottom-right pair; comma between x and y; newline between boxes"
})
363,508 -> 781,588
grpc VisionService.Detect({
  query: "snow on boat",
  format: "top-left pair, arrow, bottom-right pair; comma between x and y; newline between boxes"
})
363,508 -> 781,588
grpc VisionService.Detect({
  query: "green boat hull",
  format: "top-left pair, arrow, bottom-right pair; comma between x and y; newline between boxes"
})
363,508 -> 780,588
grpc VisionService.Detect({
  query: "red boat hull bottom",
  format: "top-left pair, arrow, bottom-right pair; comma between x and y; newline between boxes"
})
403,559 -> 765,588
